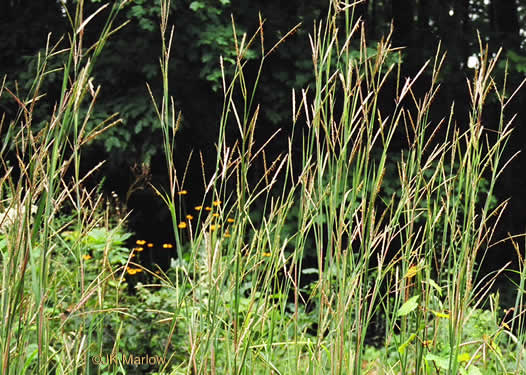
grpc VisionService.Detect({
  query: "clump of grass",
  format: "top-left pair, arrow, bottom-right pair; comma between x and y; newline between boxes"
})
152,0 -> 526,374
0,1 -> 133,373
1,0 -> 525,374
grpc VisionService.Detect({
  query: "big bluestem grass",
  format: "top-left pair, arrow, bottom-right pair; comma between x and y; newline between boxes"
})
0,1 -> 132,374
153,1 -> 526,374
1,0 -> 525,374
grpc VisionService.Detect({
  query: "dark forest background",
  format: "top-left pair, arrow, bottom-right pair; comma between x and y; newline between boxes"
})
1,0 -> 526,289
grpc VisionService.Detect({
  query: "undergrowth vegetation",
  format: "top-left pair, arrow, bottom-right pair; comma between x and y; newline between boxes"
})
1,0 -> 525,374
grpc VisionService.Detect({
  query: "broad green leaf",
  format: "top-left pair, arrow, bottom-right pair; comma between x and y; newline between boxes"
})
466,365 -> 482,375
425,353 -> 449,369
397,295 -> 419,316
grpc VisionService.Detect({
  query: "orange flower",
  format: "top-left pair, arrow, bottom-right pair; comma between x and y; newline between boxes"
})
147,243 -> 154,248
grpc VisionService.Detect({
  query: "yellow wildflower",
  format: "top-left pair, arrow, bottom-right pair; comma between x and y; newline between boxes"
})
224,232 -> 231,238
163,243 -> 173,249
178,222 -> 187,229
210,224 -> 221,231
212,213 -> 220,218
147,243 -> 154,248
227,218 -> 235,223
136,239 -> 146,245
213,200 -> 222,206
177,190 -> 188,195
431,310 -> 450,319
186,214 -> 194,220
127,269 -> 137,275
194,206 -> 203,211
262,252 -> 271,257
83,254 -> 92,260
404,265 -> 419,280
134,247 -> 144,252
205,206 -> 212,211
422,340 -> 433,348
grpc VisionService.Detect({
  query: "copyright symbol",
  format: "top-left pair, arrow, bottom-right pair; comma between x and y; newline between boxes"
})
92,355 -> 101,365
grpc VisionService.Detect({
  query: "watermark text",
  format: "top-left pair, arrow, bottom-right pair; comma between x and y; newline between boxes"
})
91,353 -> 166,367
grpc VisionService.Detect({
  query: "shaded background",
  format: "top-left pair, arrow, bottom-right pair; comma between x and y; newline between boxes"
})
1,0 -> 525,293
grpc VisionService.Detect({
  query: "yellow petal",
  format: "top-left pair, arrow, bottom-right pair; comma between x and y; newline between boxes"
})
404,265 -> 419,279
431,310 -> 450,319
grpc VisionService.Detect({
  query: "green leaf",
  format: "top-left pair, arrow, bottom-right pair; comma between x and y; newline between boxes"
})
425,353 -> 449,370
397,295 -> 419,317
189,1 -> 205,11
466,365 -> 482,375
397,333 -> 416,354
427,278 -> 442,296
